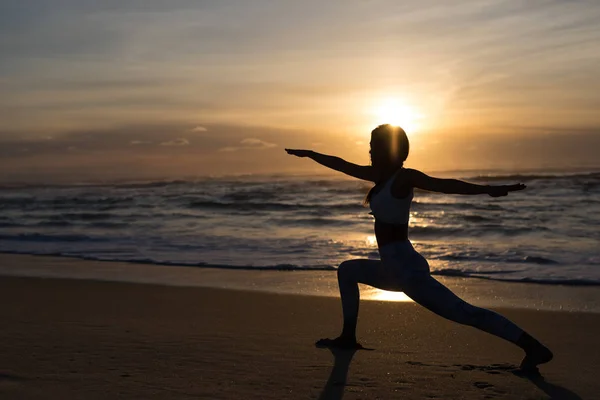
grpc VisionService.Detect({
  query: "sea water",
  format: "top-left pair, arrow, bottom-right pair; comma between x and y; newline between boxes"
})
1,171 -> 599,286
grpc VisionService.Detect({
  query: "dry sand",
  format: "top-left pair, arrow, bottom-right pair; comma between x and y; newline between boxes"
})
1,275 -> 599,399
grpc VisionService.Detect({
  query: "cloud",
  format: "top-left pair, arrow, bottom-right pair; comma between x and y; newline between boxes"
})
160,138 -> 189,146
218,137 -> 277,152
0,122 -> 307,161
1,0 -> 599,139
190,125 -> 208,132
240,138 -> 277,148
130,140 -> 152,145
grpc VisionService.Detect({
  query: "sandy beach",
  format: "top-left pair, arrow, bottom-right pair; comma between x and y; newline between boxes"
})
1,263 -> 599,399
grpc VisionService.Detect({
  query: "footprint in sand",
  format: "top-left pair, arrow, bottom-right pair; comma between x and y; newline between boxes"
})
473,381 -> 494,389
455,363 -> 517,374
0,373 -> 26,387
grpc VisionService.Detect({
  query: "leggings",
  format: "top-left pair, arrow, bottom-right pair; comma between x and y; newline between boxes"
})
338,241 -> 523,343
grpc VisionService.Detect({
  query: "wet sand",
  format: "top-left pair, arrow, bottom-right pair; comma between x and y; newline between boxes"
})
1,274 -> 599,399
2,253 -> 599,313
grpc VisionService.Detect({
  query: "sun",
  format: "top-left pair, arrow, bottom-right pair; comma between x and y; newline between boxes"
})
370,97 -> 424,134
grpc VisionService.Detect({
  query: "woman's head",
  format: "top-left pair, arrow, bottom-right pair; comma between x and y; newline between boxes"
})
363,125 -> 409,206
369,124 -> 409,171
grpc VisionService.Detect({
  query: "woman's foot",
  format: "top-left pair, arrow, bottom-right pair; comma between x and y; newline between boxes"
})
315,336 -> 364,350
520,344 -> 553,372
517,333 -> 553,372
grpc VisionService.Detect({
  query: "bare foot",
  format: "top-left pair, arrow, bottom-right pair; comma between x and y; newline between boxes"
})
315,336 -> 364,350
520,342 -> 553,372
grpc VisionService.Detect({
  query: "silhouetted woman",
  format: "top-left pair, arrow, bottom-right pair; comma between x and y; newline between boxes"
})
285,124 -> 553,372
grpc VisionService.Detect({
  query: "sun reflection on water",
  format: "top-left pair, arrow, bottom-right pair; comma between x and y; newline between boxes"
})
368,289 -> 413,302
365,235 -> 377,247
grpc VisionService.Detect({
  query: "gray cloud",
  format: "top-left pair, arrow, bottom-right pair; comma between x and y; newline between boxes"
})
0,123 -> 300,159
1,121 -> 599,183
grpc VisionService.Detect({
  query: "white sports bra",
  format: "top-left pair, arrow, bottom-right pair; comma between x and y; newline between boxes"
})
369,170 -> 413,224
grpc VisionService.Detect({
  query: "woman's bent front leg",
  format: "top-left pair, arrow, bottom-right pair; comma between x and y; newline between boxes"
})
320,258 -> 400,348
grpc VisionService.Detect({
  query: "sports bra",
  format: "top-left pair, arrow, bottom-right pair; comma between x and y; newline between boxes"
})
369,169 -> 413,224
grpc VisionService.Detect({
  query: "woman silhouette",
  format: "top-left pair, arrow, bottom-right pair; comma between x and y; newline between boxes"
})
285,124 -> 552,372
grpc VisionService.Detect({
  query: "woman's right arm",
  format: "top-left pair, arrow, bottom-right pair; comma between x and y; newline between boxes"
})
285,149 -> 377,182
405,168 -> 526,197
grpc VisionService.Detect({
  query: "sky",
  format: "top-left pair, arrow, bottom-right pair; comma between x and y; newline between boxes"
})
1,0 -> 599,182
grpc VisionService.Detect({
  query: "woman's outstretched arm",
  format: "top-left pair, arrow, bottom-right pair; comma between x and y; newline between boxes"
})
405,168 -> 526,197
285,149 -> 377,182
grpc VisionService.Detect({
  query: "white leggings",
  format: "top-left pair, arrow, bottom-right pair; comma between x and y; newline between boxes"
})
338,241 -> 523,343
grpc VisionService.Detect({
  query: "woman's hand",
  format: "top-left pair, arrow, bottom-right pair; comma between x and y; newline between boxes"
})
487,183 -> 526,197
284,149 -> 376,181
285,149 -> 313,158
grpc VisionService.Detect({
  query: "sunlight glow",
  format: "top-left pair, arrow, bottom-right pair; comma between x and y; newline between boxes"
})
370,97 -> 424,134
369,289 -> 414,302
365,235 -> 377,247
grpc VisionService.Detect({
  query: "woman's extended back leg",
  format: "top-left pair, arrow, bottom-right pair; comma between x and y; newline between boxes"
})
402,274 -> 523,343
401,272 -> 553,369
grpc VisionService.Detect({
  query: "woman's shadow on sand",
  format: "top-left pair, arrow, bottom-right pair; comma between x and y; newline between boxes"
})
519,372 -> 583,400
316,347 -> 360,400
316,347 -> 582,400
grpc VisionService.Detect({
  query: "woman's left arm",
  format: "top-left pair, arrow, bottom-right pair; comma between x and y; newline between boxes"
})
405,168 -> 526,196
285,149 -> 377,182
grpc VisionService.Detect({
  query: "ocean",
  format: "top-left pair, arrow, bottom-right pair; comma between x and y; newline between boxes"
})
1,171 -> 599,286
